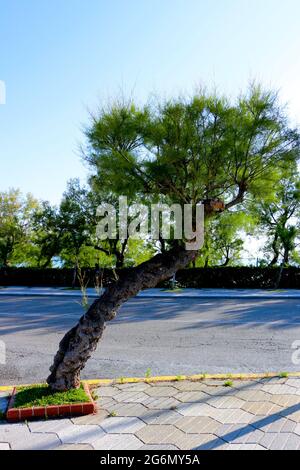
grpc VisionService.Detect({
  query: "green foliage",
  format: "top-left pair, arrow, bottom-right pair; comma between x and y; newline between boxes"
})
85,85 -> 300,215
224,380 -> 234,387
0,189 -> 40,267
32,201 -> 62,267
62,245 -> 114,269
85,102 -> 150,198
123,238 -> 156,266
279,372 -> 289,378
2,84 -> 300,270
196,211 -> 255,267
82,84 -> 300,270
175,375 -> 184,381
251,174 -> 300,266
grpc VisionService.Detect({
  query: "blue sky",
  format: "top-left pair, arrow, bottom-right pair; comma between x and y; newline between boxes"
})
1,0 -> 300,204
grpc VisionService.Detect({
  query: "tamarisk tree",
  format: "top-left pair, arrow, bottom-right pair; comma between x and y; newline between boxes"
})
47,86 -> 300,391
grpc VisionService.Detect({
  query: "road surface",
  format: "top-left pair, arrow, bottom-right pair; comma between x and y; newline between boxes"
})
1,296 -> 300,384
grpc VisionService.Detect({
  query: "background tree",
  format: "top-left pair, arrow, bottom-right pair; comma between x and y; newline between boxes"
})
41,86 -> 300,390
252,174 -> 300,266
32,201 -> 63,268
31,178 -> 156,270
58,180 -> 93,284
33,180 -> 95,270
88,173 -> 154,268
0,189 -> 39,267
196,211 -> 254,267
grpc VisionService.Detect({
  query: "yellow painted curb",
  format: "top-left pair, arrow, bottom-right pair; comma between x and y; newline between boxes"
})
1,372 -> 300,392
85,372 -> 300,386
0,385 -> 14,392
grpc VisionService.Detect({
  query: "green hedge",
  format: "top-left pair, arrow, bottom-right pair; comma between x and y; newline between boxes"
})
173,267 -> 300,289
0,267 -> 117,288
0,266 -> 300,289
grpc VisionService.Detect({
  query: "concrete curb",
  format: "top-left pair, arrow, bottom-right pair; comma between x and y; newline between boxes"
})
1,372 -> 300,391
85,372 -> 300,385
1,291 -> 300,300
139,294 -> 300,300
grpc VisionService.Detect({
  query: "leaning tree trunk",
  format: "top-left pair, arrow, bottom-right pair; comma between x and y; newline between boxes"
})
47,246 -> 198,391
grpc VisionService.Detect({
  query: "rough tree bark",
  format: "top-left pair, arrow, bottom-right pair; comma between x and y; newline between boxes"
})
47,245 -> 198,391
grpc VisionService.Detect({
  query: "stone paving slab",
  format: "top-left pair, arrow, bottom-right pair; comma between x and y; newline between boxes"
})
112,391 -> 150,403
176,416 -> 221,434
0,443 -> 10,450
140,396 -> 180,409
217,424 -> 264,444
93,434 -> 143,450
140,444 -> 179,450
251,416 -> 296,433
1,377 -> 300,450
139,409 -> 182,425
57,444 -> 94,450
225,443 -> 266,450
100,417 -> 145,434
114,382 -> 152,392
242,402 -> 282,416
71,409 -> 109,424
175,391 -> 210,402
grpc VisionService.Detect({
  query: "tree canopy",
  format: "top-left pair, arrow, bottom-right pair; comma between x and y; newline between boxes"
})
85,86 -> 299,212
2,85 -> 300,270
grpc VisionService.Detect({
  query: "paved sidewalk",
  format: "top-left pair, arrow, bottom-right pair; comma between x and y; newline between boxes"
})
2,377 -> 300,450
1,287 -> 300,299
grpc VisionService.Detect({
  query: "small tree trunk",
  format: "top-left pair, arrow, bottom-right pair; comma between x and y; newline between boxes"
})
283,248 -> 289,266
275,263 -> 284,289
269,233 -> 280,267
221,253 -> 230,267
71,260 -> 79,289
115,252 -> 125,269
275,247 -> 290,289
47,246 -> 197,391
41,255 -> 53,268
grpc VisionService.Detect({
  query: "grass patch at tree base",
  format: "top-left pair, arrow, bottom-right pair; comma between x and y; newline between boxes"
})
13,383 -> 90,409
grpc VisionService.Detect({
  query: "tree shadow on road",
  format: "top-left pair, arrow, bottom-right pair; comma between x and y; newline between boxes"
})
0,297 -> 299,336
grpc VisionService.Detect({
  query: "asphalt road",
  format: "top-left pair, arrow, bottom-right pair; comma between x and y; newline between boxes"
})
1,296 -> 300,385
